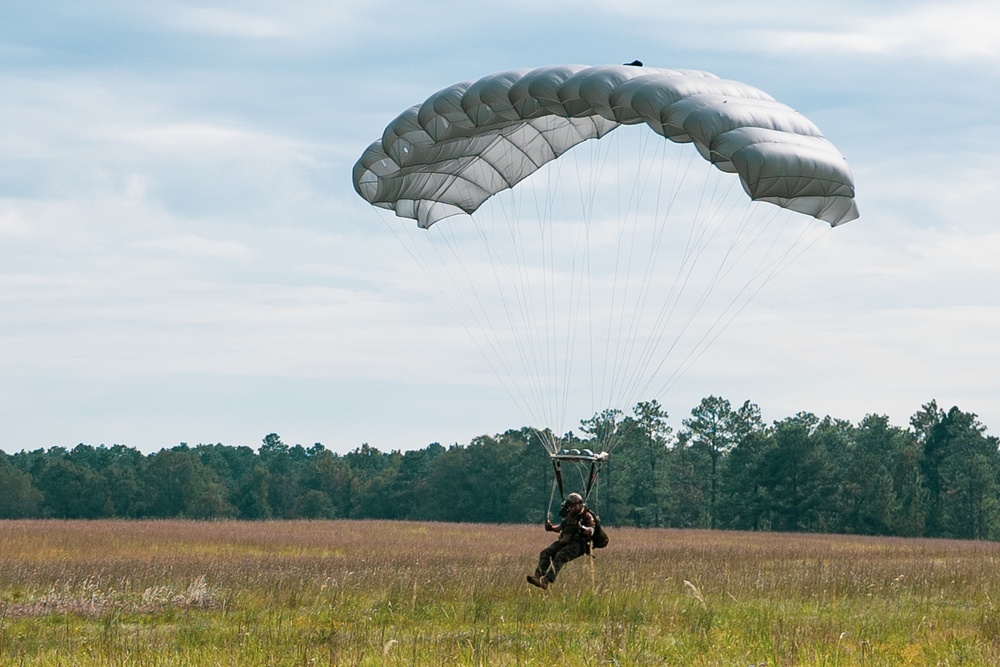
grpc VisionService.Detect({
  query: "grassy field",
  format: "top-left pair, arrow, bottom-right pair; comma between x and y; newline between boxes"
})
2,520 -> 1000,666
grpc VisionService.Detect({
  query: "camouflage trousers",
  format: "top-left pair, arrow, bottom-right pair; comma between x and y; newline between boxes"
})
535,538 -> 588,583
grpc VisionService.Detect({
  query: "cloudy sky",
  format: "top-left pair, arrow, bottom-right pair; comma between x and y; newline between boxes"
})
2,0 -> 999,454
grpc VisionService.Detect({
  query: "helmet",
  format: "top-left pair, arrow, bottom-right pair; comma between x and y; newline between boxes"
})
566,492 -> 583,505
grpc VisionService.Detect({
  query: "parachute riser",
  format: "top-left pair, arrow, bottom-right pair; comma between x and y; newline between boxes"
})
585,459 -> 601,500
551,458 -> 566,500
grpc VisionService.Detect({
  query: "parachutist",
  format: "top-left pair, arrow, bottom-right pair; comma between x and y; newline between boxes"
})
527,492 -> 599,589
354,67 -> 859,530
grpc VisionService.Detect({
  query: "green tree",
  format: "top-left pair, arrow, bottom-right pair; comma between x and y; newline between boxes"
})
810,416 -> 855,533
418,434 -> 529,523
144,446 -> 234,518
257,434 -> 301,518
312,450 -> 353,519
912,400 -> 948,536
501,429 -> 551,524
666,435 -> 709,528
922,406 -> 1000,539
294,489 -> 336,518
344,443 -> 401,519
596,402 -> 673,527
909,402 -> 999,538
679,395 -> 744,529
579,408 -> 623,451
237,464 -> 273,519
717,413 -> 770,530
839,414 -> 915,535
98,445 -> 147,517
34,455 -> 110,518
287,444 -> 340,519
760,413 -> 837,532
0,453 -> 43,518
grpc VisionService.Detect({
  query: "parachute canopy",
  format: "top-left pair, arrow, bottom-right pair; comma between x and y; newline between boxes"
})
353,64 -> 858,229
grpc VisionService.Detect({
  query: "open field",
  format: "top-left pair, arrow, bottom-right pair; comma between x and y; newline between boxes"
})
2,521 -> 1000,665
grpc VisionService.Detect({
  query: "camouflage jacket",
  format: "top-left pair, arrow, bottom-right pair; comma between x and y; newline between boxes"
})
556,509 -> 596,543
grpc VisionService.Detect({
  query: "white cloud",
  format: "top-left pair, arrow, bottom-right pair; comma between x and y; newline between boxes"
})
135,1 -> 395,50
164,7 -> 290,39
115,122 -> 257,152
135,234 -> 253,259
491,0 -> 1000,63
0,208 -> 31,237
905,230 -> 1000,274
759,1 -> 1000,60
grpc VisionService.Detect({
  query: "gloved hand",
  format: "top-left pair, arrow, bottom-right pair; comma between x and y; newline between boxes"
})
580,525 -> 594,538
545,519 -> 556,532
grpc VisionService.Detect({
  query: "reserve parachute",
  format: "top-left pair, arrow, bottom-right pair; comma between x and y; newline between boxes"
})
352,64 -> 857,507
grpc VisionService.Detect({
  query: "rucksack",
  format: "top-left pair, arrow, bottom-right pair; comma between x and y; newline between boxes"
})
590,512 -> 609,549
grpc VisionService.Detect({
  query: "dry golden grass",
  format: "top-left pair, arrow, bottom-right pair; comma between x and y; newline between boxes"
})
2,520 -> 1000,665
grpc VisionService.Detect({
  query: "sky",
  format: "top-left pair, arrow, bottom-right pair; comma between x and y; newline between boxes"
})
2,0 -> 999,454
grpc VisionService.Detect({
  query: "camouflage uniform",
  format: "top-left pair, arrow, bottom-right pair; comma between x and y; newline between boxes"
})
534,507 -> 595,585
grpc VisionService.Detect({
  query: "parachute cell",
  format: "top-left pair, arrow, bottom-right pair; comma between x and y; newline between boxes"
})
352,64 -> 858,229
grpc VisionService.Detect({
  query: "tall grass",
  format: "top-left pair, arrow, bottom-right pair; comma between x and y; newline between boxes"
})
2,520 -> 1000,665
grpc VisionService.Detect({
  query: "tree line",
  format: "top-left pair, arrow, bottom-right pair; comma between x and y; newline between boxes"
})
1,397 -> 998,540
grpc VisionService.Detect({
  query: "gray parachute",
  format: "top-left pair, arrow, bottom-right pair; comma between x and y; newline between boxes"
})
353,64 -> 858,228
